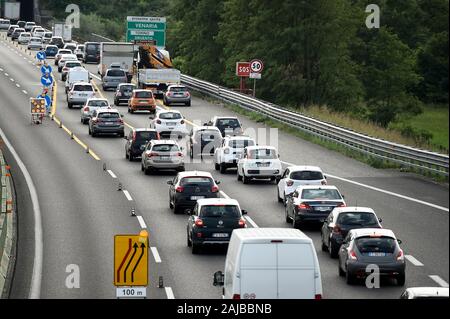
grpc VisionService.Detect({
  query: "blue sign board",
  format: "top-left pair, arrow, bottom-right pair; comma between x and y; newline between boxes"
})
41,75 -> 53,87
41,65 -> 53,75
36,51 -> 47,61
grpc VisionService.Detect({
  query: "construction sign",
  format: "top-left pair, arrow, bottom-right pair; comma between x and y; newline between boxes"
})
30,98 -> 46,115
114,233 -> 148,287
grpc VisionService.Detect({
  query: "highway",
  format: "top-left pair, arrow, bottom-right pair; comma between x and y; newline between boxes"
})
0,32 -> 448,299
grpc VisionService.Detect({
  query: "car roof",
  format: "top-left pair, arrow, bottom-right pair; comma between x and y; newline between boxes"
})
296,185 -> 339,191
73,82 -> 93,86
46,45 -> 58,48
134,128 -> 157,132
197,198 -> 240,207
106,68 -> 126,73
405,287 -> 449,298
194,126 -> 221,132
151,140 -> 179,145
69,66 -> 87,72
157,109 -> 182,115
30,37 -> 42,41
214,116 -> 239,120
287,165 -> 323,172
232,228 -> 313,243
133,89 -> 152,93
87,98 -> 108,102
245,145 -> 277,151
332,207 -> 375,216
349,228 -> 396,239
177,171 -> 214,179
20,32 -> 31,36
97,108 -> 119,114
64,60 -> 81,64
168,85 -> 187,88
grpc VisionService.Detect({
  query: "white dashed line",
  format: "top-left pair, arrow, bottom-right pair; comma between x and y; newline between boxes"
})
165,287 -> 175,299
107,170 -> 117,179
0,68 -> 3,71
136,215 -> 147,229
4,73 -> 8,76
219,191 -> 230,199
405,255 -> 424,267
429,275 -> 449,287
16,83 -> 20,88
10,78 -> 14,82
244,216 -> 259,228
123,190 -> 133,201
150,247 -> 162,263
22,90 -> 28,95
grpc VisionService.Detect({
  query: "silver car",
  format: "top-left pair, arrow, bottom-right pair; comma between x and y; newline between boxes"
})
81,98 -> 110,124
67,82 -> 96,108
102,68 -> 128,91
163,85 -> 191,106
141,140 -> 185,174
27,37 -> 43,50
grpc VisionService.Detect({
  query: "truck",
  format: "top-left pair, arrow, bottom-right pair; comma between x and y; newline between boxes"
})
4,2 -> 20,21
53,22 -> 72,42
136,44 -> 180,97
98,42 -> 134,78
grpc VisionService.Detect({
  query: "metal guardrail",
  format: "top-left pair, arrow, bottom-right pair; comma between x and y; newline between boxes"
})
181,74 -> 449,176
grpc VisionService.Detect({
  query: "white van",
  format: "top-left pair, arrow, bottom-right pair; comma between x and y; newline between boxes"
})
65,67 -> 90,93
213,228 -> 323,299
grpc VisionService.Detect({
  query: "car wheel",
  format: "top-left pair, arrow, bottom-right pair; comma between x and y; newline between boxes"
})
292,217 -> 302,229
214,163 -> 220,171
219,163 -> 226,174
189,147 -> 193,159
285,207 -> 291,223
346,270 -> 356,285
127,107 -> 131,113
144,166 -> 152,175
329,240 -> 339,258
187,231 -> 192,247
80,118 -> 84,124
173,204 -> 179,214
68,103 -> 72,109
91,130 -> 97,137
321,240 -> 328,252
169,198 -> 174,209
397,273 -> 406,286
178,166 -> 185,172
237,169 -> 243,181
191,242 -> 200,254
114,99 -> 118,106
129,153 -> 134,162
339,263 -> 345,277
243,174 -> 250,184
277,189 -> 283,203
186,101 -> 191,107
88,127 -> 91,135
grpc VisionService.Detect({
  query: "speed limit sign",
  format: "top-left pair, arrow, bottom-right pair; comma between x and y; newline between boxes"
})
250,59 -> 264,73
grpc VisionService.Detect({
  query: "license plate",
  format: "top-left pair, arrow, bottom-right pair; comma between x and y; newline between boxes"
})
104,122 -> 114,125
257,163 -> 270,167
167,122 -> 176,126
191,196 -> 205,200
315,206 -> 331,212
79,94 -> 87,97
212,233 -> 229,238
160,156 -> 170,160
368,252 -> 386,257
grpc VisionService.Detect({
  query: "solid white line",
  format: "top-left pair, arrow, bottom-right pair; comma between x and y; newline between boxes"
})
429,275 -> 449,287
281,161 -> 449,212
90,73 -> 101,81
405,255 -> 424,266
219,190 -> 230,199
150,247 -> 162,263
123,190 -> 133,201
22,90 -> 28,95
136,215 -> 147,229
244,216 -> 259,228
165,287 -> 175,299
0,127 -> 43,299
107,170 -> 117,179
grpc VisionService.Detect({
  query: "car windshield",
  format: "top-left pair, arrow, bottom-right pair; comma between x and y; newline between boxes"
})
169,86 -> 188,92
248,149 -> 277,159
74,85 -> 93,92
135,131 -> 158,141
229,139 -> 254,148
180,177 -> 213,186
200,205 -> 241,218
301,189 -> 342,200
98,112 -> 119,119
337,213 -> 379,226
152,144 -> 180,152
135,91 -> 153,98
159,112 -> 182,120
291,170 -> 324,180
355,237 -> 396,254
106,70 -> 126,77
88,100 -> 109,107
31,38 -> 41,42
217,119 -> 240,128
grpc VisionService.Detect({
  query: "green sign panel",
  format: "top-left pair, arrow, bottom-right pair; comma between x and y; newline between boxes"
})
126,17 -> 166,47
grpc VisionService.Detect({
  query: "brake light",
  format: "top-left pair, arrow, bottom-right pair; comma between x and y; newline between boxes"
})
315,294 -> 322,300
211,185 -> 219,193
132,131 -> 136,142
337,203 -> 346,207
83,106 -> 89,112
332,225 -> 341,234
167,92 -> 173,97
118,118 -> 124,124
349,250 -> 357,260
195,218 -> 204,227
321,180 -> 327,185
156,120 -> 162,124
232,294 -> 240,300
184,92 -> 190,97
147,152 -> 157,158
298,203 -> 311,210
176,186 -> 184,193
286,180 -> 294,187
156,132 -> 161,140
181,120 -> 185,125
177,152 -> 183,157
396,250 -> 404,261
238,218 -> 246,228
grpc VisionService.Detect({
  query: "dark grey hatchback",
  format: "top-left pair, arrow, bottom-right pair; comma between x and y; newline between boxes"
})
124,128 -> 160,161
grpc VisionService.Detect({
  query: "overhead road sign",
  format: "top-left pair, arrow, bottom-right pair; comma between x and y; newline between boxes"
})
114,234 -> 148,287
126,16 -> 166,48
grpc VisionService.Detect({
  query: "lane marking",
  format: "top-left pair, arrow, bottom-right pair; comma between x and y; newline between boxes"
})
16,83 -> 20,88
282,161 -> 449,212
10,78 -> 14,82
429,275 -> 449,287
244,215 -> 259,228
405,255 -> 424,267
4,72 -> 8,76
0,127 -> 43,299
165,287 -> 175,299
123,190 -> 133,201
107,170 -> 117,178
22,90 -> 28,95
150,247 -> 162,263
137,215 -> 147,229
219,191 -> 230,199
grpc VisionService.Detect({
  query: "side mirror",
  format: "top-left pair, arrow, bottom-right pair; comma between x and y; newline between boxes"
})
185,209 -> 193,215
203,123 -> 208,126
180,147 -> 184,151
120,114 -> 124,118
342,195 -> 345,199
95,88 -> 98,92
397,239 -> 402,245
213,271 -> 224,287
378,218 -> 382,223
215,180 -> 221,185
241,210 -> 248,215
324,175 -> 327,179
167,181 -> 174,186
278,154 -> 280,158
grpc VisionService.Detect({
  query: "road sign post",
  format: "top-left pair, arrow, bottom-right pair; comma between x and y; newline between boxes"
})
236,62 -> 251,93
249,59 -> 264,97
126,17 -> 166,48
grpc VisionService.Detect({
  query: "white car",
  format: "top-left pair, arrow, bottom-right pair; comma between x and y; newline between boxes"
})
64,43 -> 77,53
32,28 -> 45,38
67,82 -> 96,109
277,166 -> 327,204
214,135 -> 256,173
400,287 -> 449,299
58,54 -> 78,72
75,44 -> 84,60
237,146 -> 282,184
0,19 -> 11,30
27,37 -> 43,50
141,140 -> 185,174
18,32 -> 31,44
80,98 -> 110,124
151,110 -> 188,138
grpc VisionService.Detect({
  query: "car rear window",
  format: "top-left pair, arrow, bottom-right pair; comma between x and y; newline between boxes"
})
135,131 -> 158,141
86,43 -> 100,53
152,144 -> 179,152
59,50 -> 71,55
248,149 -> 277,160
74,85 -> 93,92
200,205 -> 240,218
159,112 -> 182,120
217,119 -> 240,129
169,86 -> 188,92
46,47 -> 58,53
88,100 -> 109,107
106,70 -> 126,77
180,177 -> 213,186
301,189 -> 342,200
66,62 -> 81,68
135,91 -> 153,98
355,237 -> 396,254
337,212 -> 379,226
229,139 -> 254,148
290,170 -> 324,181
120,85 -> 135,92
98,112 -> 120,119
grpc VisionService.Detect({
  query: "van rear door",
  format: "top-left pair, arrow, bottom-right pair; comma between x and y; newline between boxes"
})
277,243 -> 316,299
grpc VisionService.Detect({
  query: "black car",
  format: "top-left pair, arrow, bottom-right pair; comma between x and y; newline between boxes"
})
11,28 -> 25,40
17,21 -> 26,28
7,25 -> 19,37
321,207 -> 382,258
125,128 -> 160,161
167,171 -> 220,214
285,186 -> 346,229
186,198 -> 247,254
187,126 -> 223,158
114,83 -> 136,106
50,36 -> 65,49
83,42 -> 100,64
207,116 -> 244,137
45,45 -> 59,58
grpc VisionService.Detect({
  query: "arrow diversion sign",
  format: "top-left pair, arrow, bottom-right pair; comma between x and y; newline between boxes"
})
114,235 -> 148,286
